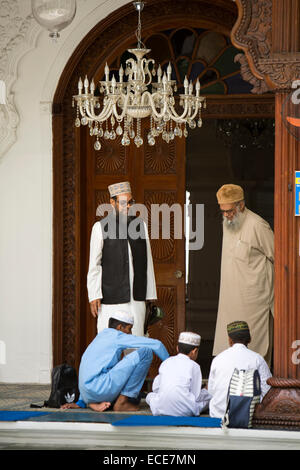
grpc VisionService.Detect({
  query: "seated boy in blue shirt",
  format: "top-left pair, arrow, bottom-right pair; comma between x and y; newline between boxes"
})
61,310 -> 169,412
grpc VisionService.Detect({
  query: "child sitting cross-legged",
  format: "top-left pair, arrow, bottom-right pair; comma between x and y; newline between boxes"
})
146,332 -> 211,416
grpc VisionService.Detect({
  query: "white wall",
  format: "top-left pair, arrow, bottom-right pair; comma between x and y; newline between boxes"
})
0,0 -> 129,383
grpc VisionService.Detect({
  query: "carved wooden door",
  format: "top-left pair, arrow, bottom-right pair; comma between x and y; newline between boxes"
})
81,122 -> 186,377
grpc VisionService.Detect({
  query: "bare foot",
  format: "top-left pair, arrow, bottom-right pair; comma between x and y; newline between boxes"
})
88,402 -> 111,412
60,402 -> 80,410
113,395 -> 140,412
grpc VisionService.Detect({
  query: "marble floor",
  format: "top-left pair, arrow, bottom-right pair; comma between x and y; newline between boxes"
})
0,382 -> 151,414
0,383 -> 51,411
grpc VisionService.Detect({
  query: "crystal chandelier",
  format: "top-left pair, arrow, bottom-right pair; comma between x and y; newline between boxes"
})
73,2 -> 206,150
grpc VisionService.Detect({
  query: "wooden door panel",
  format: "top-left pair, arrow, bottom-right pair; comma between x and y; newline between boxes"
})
148,286 -> 177,378
144,140 -> 176,175
94,135 -> 128,176
139,127 -> 186,377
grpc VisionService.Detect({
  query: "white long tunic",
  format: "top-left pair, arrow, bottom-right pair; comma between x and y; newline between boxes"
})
87,220 -> 157,336
208,343 -> 272,419
146,353 -> 211,416
213,208 -> 274,358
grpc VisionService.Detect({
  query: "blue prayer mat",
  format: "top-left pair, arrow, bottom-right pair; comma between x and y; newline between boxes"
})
0,411 -> 222,427
27,411 -> 132,424
0,411 -> 49,421
112,415 -> 222,427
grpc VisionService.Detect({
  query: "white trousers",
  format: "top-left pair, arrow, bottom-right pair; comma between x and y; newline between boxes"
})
97,301 -> 146,336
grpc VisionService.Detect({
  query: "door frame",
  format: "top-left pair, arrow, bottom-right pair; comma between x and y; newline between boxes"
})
52,0 -> 274,369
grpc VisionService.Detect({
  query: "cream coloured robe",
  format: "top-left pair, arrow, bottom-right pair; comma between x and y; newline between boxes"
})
213,208 -> 274,358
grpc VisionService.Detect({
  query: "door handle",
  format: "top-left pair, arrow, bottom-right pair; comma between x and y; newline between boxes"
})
174,270 -> 183,279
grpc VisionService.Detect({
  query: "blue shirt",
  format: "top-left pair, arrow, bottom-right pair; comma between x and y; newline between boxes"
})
77,328 -> 169,407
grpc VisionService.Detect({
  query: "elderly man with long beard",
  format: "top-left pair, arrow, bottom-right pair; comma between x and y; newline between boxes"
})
213,184 -> 274,367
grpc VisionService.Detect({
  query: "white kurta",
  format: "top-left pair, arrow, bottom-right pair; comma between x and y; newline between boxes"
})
87,220 -> 157,336
146,353 -> 211,416
213,208 -> 274,358
208,343 -> 272,419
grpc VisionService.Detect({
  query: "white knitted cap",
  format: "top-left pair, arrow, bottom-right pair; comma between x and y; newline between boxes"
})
110,310 -> 134,325
178,331 -> 201,346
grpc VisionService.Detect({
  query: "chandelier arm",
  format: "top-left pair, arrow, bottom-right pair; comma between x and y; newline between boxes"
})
112,94 -> 131,120
81,101 -> 97,120
169,100 -> 200,122
187,103 -> 201,121
83,99 -> 113,122
94,108 -> 113,122
140,59 -> 146,84
142,59 -> 154,86
168,113 -> 188,124
79,103 -> 92,122
166,101 -> 190,121
144,91 -> 169,119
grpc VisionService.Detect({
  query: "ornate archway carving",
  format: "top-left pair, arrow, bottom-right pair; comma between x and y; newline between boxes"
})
232,0 -> 300,91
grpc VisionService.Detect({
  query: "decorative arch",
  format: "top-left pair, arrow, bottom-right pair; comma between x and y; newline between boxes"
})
52,0 -> 273,368
106,26 -> 253,95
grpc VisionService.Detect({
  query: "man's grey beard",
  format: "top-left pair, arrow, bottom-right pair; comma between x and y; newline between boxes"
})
223,206 -> 246,232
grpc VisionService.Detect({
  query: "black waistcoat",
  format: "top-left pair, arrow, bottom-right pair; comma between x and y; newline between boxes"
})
100,214 -> 148,304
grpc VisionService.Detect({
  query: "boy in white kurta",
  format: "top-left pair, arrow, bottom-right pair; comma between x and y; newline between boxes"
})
208,321 -> 272,419
146,332 -> 211,416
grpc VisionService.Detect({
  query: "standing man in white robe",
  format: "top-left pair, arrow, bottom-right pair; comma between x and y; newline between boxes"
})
146,332 -> 211,416
87,181 -> 157,336
208,321 -> 272,419
213,184 -> 274,365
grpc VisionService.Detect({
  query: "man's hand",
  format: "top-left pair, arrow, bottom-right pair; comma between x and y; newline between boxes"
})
90,299 -> 101,318
61,403 -> 80,410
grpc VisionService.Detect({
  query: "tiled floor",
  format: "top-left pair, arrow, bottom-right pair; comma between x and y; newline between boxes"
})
0,383 -> 51,411
0,382 -> 151,414
1,383 -> 300,450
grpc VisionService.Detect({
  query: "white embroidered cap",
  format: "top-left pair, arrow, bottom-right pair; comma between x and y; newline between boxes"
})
108,181 -> 132,198
111,310 -> 134,325
178,331 -> 201,347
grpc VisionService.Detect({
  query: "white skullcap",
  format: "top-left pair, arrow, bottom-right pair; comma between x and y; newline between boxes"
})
110,310 -> 134,325
178,331 -> 201,347
108,181 -> 132,198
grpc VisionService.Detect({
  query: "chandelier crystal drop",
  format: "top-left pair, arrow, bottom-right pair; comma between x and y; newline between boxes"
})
72,2 -> 206,149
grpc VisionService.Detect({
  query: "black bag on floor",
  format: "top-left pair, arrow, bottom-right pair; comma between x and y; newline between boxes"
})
31,364 -> 80,409
45,364 -> 80,408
